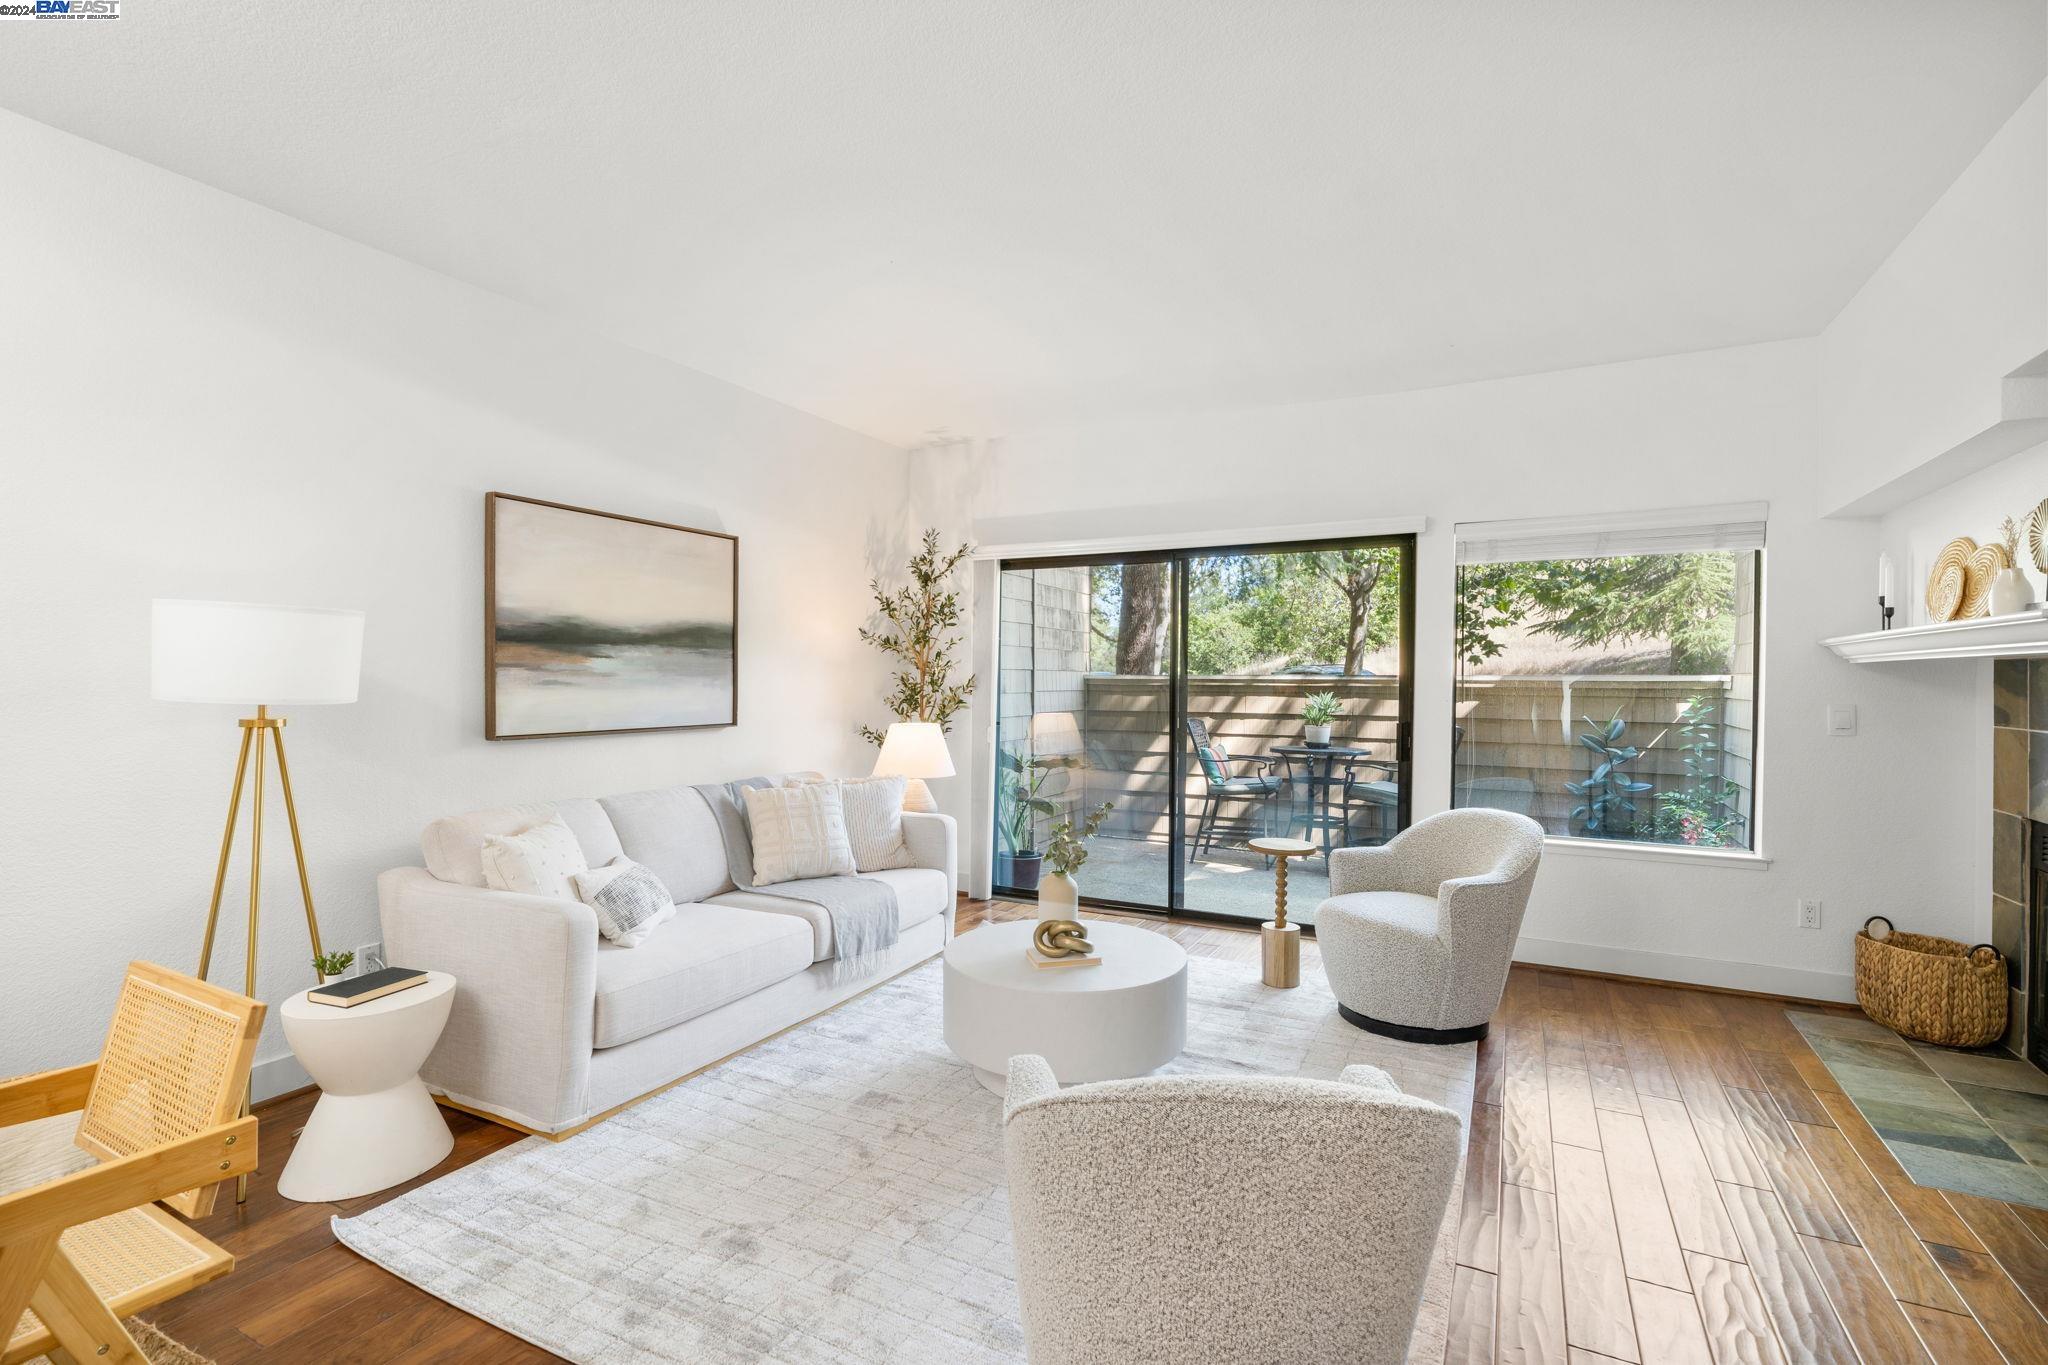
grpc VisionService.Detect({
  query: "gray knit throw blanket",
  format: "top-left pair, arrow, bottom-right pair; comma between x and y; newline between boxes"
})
692,779 -> 901,965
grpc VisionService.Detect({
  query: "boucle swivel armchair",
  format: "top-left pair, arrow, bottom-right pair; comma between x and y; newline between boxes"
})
1001,1055 -> 1462,1365
1317,808 -> 1544,1043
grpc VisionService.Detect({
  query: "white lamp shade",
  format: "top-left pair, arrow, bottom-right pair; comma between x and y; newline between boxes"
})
871,721 -> 956,780
1029,710 -> 1082,759
152,599 -> 365,705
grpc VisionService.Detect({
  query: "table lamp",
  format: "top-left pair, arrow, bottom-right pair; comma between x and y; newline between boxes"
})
153,599 -> 364,997
872,721 -> 955,813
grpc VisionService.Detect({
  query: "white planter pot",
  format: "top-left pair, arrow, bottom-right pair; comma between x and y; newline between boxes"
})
1991,565 -> 2033,616
1037,870 -> 1080,922
1303,724 -> 1332,746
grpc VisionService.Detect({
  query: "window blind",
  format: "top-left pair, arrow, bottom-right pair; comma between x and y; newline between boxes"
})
1453,502 -> 1767,566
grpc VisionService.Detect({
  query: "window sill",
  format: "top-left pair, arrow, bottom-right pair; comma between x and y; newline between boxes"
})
1540,837 -> 1771,870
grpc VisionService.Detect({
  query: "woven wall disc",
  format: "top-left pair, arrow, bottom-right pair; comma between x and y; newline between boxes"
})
1926,561 -> 1965,623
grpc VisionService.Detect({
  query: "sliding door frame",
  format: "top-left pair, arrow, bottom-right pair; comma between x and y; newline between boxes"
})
993,533 -> 1417,930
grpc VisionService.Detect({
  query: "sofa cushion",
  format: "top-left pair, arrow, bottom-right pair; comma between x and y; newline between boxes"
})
592,903 -> 813,1049
422,798 -> 622,889
599,785 -> 735,905
707,867 -> 948,963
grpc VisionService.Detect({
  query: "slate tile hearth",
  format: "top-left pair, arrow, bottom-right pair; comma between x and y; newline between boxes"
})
1789,1010 -> 2048,1210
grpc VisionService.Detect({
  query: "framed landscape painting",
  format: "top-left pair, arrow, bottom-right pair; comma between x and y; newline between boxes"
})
485,493 -> 738,739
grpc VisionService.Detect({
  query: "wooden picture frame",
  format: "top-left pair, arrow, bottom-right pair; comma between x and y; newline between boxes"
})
484,492 -> 738,739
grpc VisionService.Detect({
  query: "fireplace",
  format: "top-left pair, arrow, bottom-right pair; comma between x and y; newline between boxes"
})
2033,821 -> 2048,1070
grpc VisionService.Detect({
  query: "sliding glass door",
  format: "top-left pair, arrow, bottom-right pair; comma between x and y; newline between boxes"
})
994,557 -> 1174,911
993,536 -> 1415,925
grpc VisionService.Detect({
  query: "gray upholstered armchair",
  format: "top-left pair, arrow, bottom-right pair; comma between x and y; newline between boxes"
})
1001,1055 -> 1462,1365
1317,808 -> 1544,1043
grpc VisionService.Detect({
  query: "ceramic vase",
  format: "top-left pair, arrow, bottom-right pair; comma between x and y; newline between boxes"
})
1991,565 -> 2033,616
1303,723 -> 1332,746
1037,870 -> 1079,922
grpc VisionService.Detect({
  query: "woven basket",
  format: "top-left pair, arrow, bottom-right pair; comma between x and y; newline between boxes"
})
1853,916 -> 2007,1048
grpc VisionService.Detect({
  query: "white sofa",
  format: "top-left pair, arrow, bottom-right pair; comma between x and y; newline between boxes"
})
377,775 -> 956,1136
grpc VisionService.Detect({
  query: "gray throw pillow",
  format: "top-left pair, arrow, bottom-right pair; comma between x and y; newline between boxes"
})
571,856 -> 677,947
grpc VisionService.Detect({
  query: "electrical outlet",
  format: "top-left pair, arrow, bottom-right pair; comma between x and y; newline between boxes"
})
353,942 -> 386,975
1797,899 -> 1822,930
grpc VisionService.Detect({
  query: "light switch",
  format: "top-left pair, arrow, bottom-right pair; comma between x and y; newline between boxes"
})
1826,704 -> 1857,736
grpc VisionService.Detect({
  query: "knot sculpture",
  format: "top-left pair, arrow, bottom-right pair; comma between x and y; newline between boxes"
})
1032,919 -> 1094,958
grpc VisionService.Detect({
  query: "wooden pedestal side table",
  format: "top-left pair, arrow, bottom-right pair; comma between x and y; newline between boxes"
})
1248,837 -> 1318,988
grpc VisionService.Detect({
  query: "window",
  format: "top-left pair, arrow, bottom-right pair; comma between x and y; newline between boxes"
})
1452,507 -> 1763,852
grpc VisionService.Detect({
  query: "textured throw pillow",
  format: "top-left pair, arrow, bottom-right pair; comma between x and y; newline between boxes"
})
744,782 -> 856,885
572,856 -> 677,947
832,775 -> 916,872
479,815 -> 589,900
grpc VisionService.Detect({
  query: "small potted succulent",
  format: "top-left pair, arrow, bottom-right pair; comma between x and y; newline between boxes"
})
1037,800 -> 1114,923
1301,691 -> 1342,747
312,949 -> 356,984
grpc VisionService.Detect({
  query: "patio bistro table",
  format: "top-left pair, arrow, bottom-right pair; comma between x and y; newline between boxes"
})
1268,743 -> 1375,860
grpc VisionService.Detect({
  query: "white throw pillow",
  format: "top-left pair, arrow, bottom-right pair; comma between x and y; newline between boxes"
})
744,782 -> 856,885
479,815 -> 589,900
572,856 -> 677,947
832,775 -> 916,872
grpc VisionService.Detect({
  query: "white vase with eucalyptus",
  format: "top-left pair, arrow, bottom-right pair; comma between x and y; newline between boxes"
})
1038,801 -> 1114,923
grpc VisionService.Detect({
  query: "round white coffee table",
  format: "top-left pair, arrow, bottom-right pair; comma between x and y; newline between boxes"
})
943,920 -> 1188,1093
277,971 -> 456,1202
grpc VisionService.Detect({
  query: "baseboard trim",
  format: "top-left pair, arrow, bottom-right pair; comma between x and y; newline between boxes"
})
1513,935 -> 1855,1004
252,1051 -> 312,1103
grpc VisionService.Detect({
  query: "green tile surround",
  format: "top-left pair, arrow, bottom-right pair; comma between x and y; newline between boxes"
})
1788,1011 -> 2048,1211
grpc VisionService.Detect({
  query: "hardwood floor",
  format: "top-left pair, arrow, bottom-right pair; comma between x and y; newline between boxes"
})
140,899 -> 2048,1364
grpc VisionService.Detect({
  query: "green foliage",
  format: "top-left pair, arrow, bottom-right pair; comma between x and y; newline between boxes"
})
1653,695 -> 1746,847
1046,801 -> 1115,877
859,529 -> 977,745
1456,554 -> 1739,674
1300,691 -> 1344,726
1176,548 -> 1402,675
997,750 -> 1060,856
312,949 -> 356,979
1563,711 -> 1656,838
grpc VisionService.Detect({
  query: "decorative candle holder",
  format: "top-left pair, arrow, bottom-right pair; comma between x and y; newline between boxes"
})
1878,595 -> 1895,631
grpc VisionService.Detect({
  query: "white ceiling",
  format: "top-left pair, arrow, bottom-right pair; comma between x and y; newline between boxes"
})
3,2 -> 2041,447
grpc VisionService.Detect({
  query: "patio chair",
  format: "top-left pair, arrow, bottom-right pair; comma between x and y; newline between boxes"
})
1185,718 -> 1280,861
2,962 -> 263,1365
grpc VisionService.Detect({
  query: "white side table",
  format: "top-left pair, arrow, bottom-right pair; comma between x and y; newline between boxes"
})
278,971 -> 456,1202
943,920 -> 1187,1093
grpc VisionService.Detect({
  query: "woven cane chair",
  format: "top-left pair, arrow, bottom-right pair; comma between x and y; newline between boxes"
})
1,962 -> 262,1365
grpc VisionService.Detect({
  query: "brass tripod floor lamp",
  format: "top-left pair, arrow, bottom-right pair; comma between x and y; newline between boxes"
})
152,598 -> 365,1200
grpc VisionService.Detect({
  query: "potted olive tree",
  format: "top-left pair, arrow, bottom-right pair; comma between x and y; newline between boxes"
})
1301,691 -> 1342,747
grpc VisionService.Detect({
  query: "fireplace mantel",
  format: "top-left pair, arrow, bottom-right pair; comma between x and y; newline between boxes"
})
1823,607 -> 2048,662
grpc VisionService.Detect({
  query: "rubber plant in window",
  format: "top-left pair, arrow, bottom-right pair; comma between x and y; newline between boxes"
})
998,749 -> 1060,891
1037,800 -> 1115,923
1564,710 -> 1655,839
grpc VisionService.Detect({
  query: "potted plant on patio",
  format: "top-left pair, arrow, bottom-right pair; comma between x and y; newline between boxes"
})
1301,691 -> 1342,747
998,753 -> 1059,891
1037,800 -> 1115,923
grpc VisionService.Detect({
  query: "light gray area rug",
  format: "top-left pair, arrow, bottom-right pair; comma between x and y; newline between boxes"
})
334,951 -> 1475,1364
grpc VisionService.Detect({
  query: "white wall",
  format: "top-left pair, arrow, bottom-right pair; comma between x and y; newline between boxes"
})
915,339 -> 1982,1001
0,112 -> 914,1094
1818,84 -> 2048,518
